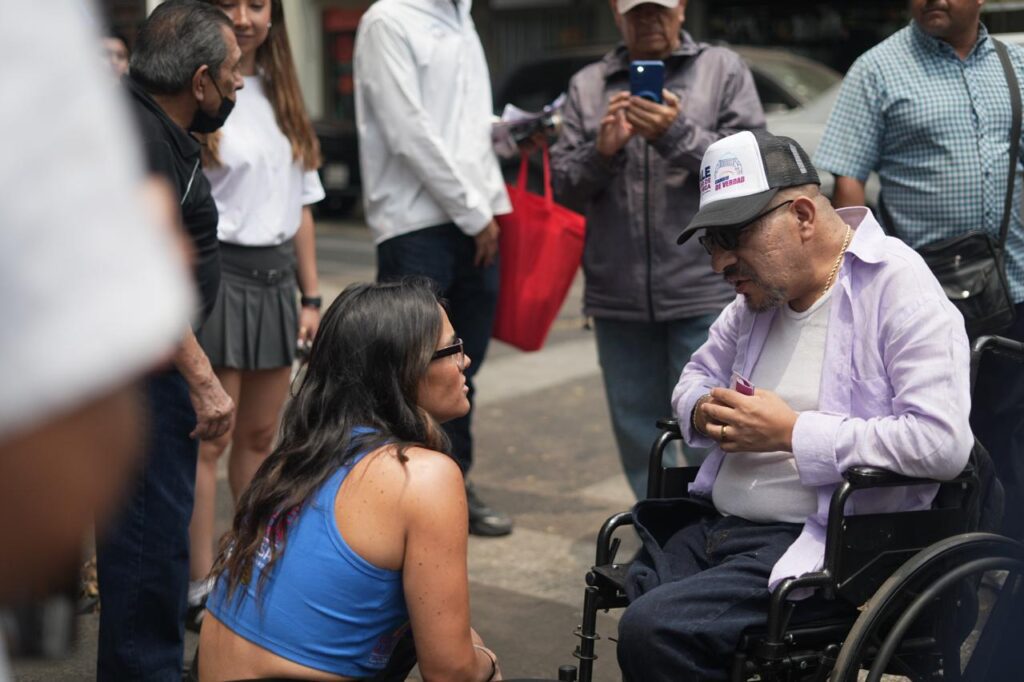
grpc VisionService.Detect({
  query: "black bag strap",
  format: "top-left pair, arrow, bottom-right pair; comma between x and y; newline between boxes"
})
994,38 -> 1021,251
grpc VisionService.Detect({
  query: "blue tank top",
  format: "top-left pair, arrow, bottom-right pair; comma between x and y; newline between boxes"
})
207,443 -> 410,678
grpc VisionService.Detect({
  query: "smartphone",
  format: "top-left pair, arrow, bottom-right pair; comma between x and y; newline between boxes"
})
629,60 -> 664,103
731,372 -> 755,396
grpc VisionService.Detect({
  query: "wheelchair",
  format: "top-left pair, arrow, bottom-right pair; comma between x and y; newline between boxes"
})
554,334 -> 1024,682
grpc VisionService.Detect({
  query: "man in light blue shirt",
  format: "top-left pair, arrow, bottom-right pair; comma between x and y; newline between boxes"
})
617,130 -> 972,681
815,0 -> 1024,540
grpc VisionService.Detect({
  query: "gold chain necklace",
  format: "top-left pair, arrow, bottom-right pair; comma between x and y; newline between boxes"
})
822,225 -> 852,296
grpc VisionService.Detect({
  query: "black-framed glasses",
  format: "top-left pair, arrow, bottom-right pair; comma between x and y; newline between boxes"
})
431,338 -> 465,369
698,200 -> 794,255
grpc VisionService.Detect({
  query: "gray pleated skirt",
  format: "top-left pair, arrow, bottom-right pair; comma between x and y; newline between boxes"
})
197,240 -> 298,370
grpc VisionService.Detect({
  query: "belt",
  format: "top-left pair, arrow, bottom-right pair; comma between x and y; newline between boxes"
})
221,262 -> 294,285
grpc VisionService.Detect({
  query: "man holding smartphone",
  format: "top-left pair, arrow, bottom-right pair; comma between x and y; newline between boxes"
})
551,0 -> 764,499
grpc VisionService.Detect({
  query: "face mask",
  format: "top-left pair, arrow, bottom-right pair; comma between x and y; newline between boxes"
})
189,70 -> 235,133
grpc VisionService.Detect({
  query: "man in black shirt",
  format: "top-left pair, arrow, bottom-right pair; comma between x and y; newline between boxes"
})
95,2 -> 242,679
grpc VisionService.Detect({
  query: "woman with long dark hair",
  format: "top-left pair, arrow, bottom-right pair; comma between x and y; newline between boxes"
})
188,0 -> 325,622
197,280 -> 503,682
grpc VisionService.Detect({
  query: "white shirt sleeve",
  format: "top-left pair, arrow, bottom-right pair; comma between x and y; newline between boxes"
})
301,168 -> 326,207
355,17 -> 494,235
0,0 -> 193,439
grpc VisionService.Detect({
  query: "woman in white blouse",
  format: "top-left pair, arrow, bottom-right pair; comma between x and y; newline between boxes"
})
189,0 -> 325,625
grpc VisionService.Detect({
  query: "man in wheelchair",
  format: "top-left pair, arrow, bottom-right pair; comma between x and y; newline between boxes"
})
616,130 -> 974,681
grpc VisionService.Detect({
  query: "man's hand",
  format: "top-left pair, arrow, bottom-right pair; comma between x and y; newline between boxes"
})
597,92 -> 634,159
174,328 -> 235,441
700,387 -> 798,453
474,219 -> 500,268
516,131 -> 548,156
625,90 -> 680,143
188,374 -> 235,441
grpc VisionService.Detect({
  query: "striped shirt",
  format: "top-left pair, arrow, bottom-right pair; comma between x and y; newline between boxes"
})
815,22 -> 1024,302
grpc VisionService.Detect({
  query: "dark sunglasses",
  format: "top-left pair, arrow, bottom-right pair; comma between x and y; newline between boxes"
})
697,200 -> 794,255
431,338 -> 465,368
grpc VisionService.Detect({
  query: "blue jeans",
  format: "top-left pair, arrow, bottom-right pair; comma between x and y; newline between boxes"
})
971,301 -> 1024,540
96,370 -> 198,681
593,315 -> 718,499
619,503 -> 854,681
377,223 -> 499,472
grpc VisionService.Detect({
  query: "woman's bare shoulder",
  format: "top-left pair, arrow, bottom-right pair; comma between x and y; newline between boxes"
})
360,444 -> 464,493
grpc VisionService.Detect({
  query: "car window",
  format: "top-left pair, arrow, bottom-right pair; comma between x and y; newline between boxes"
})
750,71 -> 798,114
752,57 -> 840,104
495,55 -> 602,113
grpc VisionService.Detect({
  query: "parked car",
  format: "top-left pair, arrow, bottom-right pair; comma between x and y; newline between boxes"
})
313,118 -> 361,219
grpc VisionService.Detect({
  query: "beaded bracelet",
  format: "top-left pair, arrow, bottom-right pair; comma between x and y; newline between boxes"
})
691,394 -> 713,437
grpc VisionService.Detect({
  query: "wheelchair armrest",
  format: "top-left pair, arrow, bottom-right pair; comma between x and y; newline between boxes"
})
842,464 -> 974,490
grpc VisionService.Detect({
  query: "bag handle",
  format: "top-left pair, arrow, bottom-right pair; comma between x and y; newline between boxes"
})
514,142 -> 554,206
994,38 -> 1021,252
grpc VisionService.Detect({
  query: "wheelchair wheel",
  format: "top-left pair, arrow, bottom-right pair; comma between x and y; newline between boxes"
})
830,533 -> 1024,682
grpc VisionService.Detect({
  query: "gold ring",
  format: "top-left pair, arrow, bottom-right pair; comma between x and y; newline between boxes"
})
721,424 -> 727,441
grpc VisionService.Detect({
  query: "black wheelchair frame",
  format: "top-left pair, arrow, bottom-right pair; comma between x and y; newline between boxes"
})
559,334 -> 1024,682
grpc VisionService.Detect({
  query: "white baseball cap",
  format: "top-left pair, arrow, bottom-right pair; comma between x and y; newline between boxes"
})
617,0 -> 678,13
677,130 -> 820,245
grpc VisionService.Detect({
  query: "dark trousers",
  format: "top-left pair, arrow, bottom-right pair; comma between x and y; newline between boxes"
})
96,370 -> 198,681
377,223 -> 499,472
970,301 -> 1024,540
619,502 -> 854,681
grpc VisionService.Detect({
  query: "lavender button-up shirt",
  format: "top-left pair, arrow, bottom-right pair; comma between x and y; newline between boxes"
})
672,208 -> 973,593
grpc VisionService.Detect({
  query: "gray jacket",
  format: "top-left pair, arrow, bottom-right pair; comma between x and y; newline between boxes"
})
551,33 -> 765,321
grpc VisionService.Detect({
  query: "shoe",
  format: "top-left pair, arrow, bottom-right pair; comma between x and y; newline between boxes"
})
185,577 -> 213,633
76,555 -> 99,615
466,482 -> 513,537
185,597 -> 206,633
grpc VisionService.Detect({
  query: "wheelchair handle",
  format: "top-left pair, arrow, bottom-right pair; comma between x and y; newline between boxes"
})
595,511 -> 634,566
970,334 -> 1024,389
647,420 -> 683,499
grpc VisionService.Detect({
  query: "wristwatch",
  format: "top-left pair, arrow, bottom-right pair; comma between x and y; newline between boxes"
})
300,294 -> 322,310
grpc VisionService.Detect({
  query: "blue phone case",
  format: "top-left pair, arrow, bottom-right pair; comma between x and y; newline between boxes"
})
630,60 -> 664,103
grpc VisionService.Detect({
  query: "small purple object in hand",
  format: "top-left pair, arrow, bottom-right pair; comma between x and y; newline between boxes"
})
731,372 -> 755,396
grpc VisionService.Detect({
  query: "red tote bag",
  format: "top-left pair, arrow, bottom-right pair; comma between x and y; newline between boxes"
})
493,146 -> 585,351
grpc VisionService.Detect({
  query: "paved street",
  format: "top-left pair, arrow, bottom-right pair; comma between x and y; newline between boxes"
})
12,218 -> 636,681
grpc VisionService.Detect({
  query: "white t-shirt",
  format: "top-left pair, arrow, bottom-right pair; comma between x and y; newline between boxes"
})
0,0 -> 192,441
204,75 -> 325,246
712,287 -> 834,523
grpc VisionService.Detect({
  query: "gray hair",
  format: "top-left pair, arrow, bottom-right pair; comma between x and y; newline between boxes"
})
130,0 -> 232,95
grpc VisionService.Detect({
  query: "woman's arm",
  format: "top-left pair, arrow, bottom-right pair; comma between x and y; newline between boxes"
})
293,206 -> 320,347
400,450 -> 501,682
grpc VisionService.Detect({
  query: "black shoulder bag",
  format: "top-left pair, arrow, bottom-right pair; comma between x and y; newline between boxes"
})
886,39 -> 1020,339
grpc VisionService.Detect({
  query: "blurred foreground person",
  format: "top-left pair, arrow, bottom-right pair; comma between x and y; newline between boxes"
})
198,280 -> 502,682
0,0 -> 192,674
94,2 -> 243,680
187,0 -> 325,629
